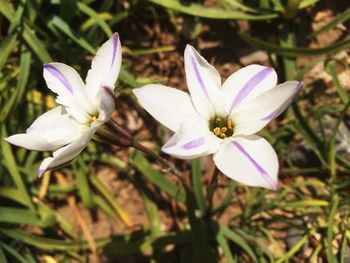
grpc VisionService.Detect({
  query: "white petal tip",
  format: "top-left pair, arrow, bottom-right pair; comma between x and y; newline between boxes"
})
38,169 -> 46,178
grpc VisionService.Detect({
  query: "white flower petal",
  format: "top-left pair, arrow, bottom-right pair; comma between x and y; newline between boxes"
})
5,106 -> 82,151
221,65 -> 277,114
161,120 -> 221,159
213,135 -> 278,189
85,32 -> 121,98
38,127 -> 97,177
43,62 -> 94,122
133,84 -> 200,132
184,45 -> 222,119
233,81 -> 301,135
95,86 -> 115,124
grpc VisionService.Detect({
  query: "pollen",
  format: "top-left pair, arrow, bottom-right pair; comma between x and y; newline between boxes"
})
210,116 -> 234,139
90,116 -> 97,123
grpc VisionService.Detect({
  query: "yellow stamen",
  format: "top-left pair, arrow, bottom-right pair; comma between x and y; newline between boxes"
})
213,127 -> 221,136
219,133 -> 226,139
227,119 -> 233,130
221,127 -> 227,133
91,116 -> 97,122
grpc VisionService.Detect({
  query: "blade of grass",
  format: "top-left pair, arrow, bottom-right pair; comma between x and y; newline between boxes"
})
148,0 -> 278,20
275,234 -> 309,263
221,225 -> 258,262
0,242 -> 27,263
326,196 -> 339,263
1,126 -> 34,210
208,221 -> 234,263
239,32 -> 350,57
90,174 -> 133,227
308,7 -> 350,39
131,151 -> 185,203
0,33 -> 17,71
191,158 -> 208,216
73,158 -> 94,209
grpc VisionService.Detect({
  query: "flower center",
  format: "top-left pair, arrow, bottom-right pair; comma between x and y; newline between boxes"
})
209,116 -> 234,139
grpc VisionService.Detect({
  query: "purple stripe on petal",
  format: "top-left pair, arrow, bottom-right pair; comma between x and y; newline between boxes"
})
190,53 -> 210,99
44,64 -> 73,94
229,67 -> 273,112
111,33 -> 119,68
260,110 -> 277,121
182,137 -> 205,150
232,141 -> 276,189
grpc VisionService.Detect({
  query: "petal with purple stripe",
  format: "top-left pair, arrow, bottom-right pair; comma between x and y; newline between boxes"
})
229,67 -> 273,112
182,137 -> 205,150
232,141 -> 276,189
44,64 -> 73,94
111,32 -> 119,68
213,135 -> 278,190
190,54 -> 210,99
184,45 -> 221,119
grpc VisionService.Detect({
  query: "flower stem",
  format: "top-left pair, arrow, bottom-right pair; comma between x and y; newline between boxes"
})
207,167 -> 221,208
131,140 -> 183,180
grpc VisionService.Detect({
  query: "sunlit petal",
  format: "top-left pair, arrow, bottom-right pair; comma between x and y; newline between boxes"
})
184,45 -> 222,119
161,120 -> 221,159
221,65 -> 277,114
133,84 -> 200,132
213,135 -> 278,189
38,127 -> 97,177
5,106 -> 82,151
233,81 -> 301,135
85,32 -> 122,98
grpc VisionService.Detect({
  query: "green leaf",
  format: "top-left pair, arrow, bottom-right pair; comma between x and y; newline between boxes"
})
148,0 -> 278,20
209,222 -> 234,263
0,228 -> 109,251
191,158 -> 208,216
77,2 -> 113,37
308,6 -> 350,39
14,44 -> 32,109
326,196 -> 339,263
239,32 -> 350,57
49,15 -> 96,54
0,33 -> 17,71
90,174 -> 132,227
22,24 -> 52,63
0,242 -> 27,263
0,207 -> 43,226
73,158 -> 94,209
275,234 -> 309,263
1,126 -> 34,210
131,151 -> 185,203
221,225 -> 258,261
0,246 -> 7,263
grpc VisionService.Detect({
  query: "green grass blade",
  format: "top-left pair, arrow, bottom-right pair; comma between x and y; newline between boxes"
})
275,234 -> 309,263
326,196 -> 339,263
326,60 -> 349,104
0,33 -> 17,71
131,151 -> 185,203
0,228 -> 109,251
22,24 -> 52,63
191,158 -> 208,216
73,158 -> 94,209
148,0 -> 278,20
49,15 -> 95,54
0,242 -> 27,263
77,2 -> 113,37
239,32 -> 350,57
14,44 -> 32,109
221,225 -> 258,262
90,174 -> 132,227
208,222 -> 234,263
0,246 -> 7,263
1,126 -> 34,210
308,6 -> 350,39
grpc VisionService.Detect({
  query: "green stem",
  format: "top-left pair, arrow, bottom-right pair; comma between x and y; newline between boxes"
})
206,167 -> 221,209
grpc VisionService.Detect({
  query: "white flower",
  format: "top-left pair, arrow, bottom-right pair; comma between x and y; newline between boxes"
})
6,33 -> 122,177
133,45 -> 301,190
